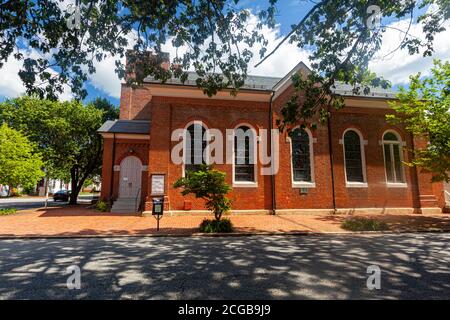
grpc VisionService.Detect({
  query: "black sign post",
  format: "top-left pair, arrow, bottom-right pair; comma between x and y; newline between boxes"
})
152,197 -> 164,231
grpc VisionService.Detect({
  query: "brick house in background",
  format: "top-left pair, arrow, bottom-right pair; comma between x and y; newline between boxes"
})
98,54 -> 445,215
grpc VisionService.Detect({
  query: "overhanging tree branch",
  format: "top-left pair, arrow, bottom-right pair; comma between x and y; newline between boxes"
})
254,0 -> 328,68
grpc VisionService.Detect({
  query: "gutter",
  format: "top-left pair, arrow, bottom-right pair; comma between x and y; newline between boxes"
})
327,106 -> 337,212
410,131 -> 422,210
269,91 -> 277,215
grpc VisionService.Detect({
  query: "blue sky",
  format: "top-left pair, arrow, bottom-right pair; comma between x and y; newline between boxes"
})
0,1 -> 449,106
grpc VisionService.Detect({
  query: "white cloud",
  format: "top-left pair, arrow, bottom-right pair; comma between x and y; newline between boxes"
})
245,16 -> 312,76
87,31 -> 138,98
0,56 -> 26,98
0,49 -> 73,101
161,13 -> 311,78
369,18 -> 450,84
88,54 -> 122,99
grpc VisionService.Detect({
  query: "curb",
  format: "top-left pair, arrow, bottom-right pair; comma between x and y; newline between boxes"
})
0,229 -> 449,240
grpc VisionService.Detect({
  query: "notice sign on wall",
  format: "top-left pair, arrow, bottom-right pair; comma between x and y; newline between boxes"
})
151,174 -> 165,195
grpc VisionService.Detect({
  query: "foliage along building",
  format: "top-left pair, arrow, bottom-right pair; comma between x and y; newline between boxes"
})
98,53 -> 445,215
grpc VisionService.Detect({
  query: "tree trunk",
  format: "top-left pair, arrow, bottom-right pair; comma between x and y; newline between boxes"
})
69,168 -> 80,205
69,167 -> 90,205
68,139 -> 102,205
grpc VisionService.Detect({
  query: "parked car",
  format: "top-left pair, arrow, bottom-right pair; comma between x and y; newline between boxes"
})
53,190 -> 71,202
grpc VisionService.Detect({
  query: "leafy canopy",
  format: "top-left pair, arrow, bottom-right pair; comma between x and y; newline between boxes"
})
174,165 -> 232,220
1,0 -> 275,99
1,1 -> 448,127
0,123 -> 44,189
387,59 -> 450,182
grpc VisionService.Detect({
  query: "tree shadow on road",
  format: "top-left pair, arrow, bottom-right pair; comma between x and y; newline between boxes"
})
0,234 -> 448,299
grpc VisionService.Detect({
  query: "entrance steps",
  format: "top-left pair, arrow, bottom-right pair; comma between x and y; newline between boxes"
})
111,198 -> 139,213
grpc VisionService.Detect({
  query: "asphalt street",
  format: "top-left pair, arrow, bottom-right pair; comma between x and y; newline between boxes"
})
0,196 -> 96,210
0,233 -> 448,299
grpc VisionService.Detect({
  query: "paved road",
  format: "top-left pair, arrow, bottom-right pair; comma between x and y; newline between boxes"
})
0,234 -> 448,299
0,197 -> 61,210
0,196 -> 96,210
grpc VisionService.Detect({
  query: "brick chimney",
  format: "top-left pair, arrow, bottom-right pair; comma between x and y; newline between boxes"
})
125,50 -> 170,82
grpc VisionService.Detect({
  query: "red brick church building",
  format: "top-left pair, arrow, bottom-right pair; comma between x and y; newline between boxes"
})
98,56 -> 445,215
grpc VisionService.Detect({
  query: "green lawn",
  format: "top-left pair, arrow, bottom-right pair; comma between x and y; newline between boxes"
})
0,208 -> 17,215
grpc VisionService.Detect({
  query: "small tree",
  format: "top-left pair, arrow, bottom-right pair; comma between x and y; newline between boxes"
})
387,60 -> 450,182
0,123 -> 44,194
174,165 -> 232,220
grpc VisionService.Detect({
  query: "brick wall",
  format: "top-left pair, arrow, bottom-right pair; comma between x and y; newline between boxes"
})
119,85 -> 153,120
147,95 -> 272,211
100,82 -> 444,213
100,137 -> 149,208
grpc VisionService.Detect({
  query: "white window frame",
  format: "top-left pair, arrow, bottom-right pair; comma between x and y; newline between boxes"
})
380,130 -> 407,188
340,128 -> 368,188
288,127 -> 316,188
182,120 -> 209,177
232,123 -> 258,188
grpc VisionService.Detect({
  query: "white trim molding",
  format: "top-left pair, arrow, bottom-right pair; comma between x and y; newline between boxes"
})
182,120 -> 209,177
346,182 -> 368,188
381,130 -> 407,186
148,85 -> 272,102
292,182 -> 316,188
232,123 -> 258,188
341,128 -> 368,187
288,127 -> 316,188
386,182 -> 408,188
101,133 -> 150,140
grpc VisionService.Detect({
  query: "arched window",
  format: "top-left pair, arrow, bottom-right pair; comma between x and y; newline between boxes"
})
234,125 -> 256,183
382,131 -> 405,184
291,128 -> 313,183
185,122 -> 207,173
343,129 -> 366,183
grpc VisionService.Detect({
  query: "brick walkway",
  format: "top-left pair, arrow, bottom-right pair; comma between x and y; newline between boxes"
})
0,206 -> 449,237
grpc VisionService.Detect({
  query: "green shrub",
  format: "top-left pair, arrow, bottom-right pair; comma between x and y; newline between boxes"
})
199,218 -> 234,233
341,217 -> 389,231
174,165 -> 232,221
0,208 -> 17,215
23,185 -> 36,195
9,188 -> 20,197
96,200 -> 110,212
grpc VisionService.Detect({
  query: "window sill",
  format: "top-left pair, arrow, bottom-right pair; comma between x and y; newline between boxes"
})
233,182 -> 258,188
386,183 -> 408,188
346,182 -> 368,188
292,182 -> 316,188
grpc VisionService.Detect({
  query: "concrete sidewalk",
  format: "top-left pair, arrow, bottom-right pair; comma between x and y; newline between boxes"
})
0,206 -> 449,238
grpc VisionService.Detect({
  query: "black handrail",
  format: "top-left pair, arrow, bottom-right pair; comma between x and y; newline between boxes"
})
134,188 -> 141,213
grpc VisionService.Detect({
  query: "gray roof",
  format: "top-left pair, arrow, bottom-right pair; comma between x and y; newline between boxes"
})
145,71 -> 397,98
331,82 -> 397,99
97,120 -> 150,134
144,72 -> 281,91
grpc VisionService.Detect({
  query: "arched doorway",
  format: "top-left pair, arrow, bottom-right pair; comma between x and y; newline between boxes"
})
119,156 -> 142,199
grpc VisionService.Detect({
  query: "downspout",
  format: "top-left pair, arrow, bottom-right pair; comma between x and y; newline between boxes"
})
269,91 -> 277,215
109,133 -> 116,202
327,106 -> 337,213
410,132 -> 421,211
